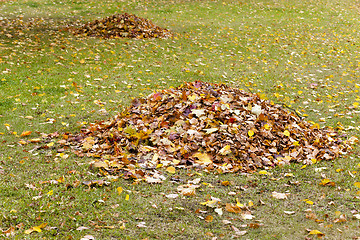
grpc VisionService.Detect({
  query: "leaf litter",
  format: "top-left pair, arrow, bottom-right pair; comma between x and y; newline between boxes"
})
71,13 -> 173,39
56,81 -> 356,182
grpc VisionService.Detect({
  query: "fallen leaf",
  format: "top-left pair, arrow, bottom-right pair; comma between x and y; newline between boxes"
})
219,145 -> 231,155
80,235 -> 95,240
205,215 -> 213,223
136,222 -> 147,228
272,191 -> 288,199
241,213 -> 255,220
20,131 -> 32,137
214,208 -> 223,216
248,223 -> 262,228
221,180 -> 230,186
333,214 -> 347,223
193,152 -> 212,164
284,211 -> 296,215
222,219 -> 232,225
24,223 -> 47,234
166,166 -> 176,174
308,229 -> 325,238
200,200 -> 218,208
165,193 -> 179,199
76,226 -> 89,231
231,226 -> 247,236
248,130 -> 254,137
283,130 -> 290,137
225,203 -> 242,214
319,178 -> 335,186
258,170 -> 270,175
117,186 -> 123,195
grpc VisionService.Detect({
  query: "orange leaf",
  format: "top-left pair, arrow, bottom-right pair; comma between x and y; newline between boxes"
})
20,131 -> 32,137
205,215 -> 213,223
225,203 -> 242,214
221,181 -> 230,186
354,182 -> 360,188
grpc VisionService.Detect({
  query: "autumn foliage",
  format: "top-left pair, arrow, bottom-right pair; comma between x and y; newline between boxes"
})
71,13 -> 173,39
63,81 -> 352,181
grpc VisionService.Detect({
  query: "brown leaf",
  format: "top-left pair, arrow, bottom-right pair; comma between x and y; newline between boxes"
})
225,203 -> 242,214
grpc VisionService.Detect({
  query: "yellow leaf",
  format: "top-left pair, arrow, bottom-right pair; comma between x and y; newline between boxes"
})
32,226 -> 42,233
188,94 -> 197,101
292,141 -> 299,146
47,142 -> 54,147
283,130 -> 290,137
57,176 -> 64,183
24,228 -> 34,234
219,145 -> 231,155
125,194 -> 129,201
156,163 -> 163,168
117,187 -> 123,195
264,124 -> 271,130
79,59 -> 85,64
248,130 -> 254,137
309,229 -> 324,237
258,170 -> 269,175
354,182 -> 360,188
236,198 -> 244,208
24,223 -> 47,234
200,200 -> 218,208
47,190 -> 53,196
248,200 -> 254,207
18,140 -> 27,145
166,166 -> 176,174
306,200 -> 314,205
193,152 -> 212,164
301,165 -> 307,169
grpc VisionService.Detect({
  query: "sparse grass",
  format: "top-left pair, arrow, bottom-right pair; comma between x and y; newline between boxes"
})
1,0 -> 360,239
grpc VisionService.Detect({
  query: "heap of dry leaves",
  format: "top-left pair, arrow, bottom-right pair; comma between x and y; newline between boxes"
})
61,81 -> 353,182
71,13 -> 172,39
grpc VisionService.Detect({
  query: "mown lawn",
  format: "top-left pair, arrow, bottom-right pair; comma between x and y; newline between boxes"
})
0,0 -> 359,239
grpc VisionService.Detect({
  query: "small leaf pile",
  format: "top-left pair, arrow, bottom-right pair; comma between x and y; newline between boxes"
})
71,13 -> 172,39
65,81 -> 351,179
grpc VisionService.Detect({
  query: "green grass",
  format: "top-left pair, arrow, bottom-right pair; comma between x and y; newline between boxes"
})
1,0 -> 360,239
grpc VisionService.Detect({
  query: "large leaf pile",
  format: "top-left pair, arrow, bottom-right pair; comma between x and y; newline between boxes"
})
65,81 -> 351,181
71,13 -> 172,39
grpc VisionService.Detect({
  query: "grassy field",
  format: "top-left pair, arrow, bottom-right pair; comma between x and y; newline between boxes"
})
1,0 -> 360,239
